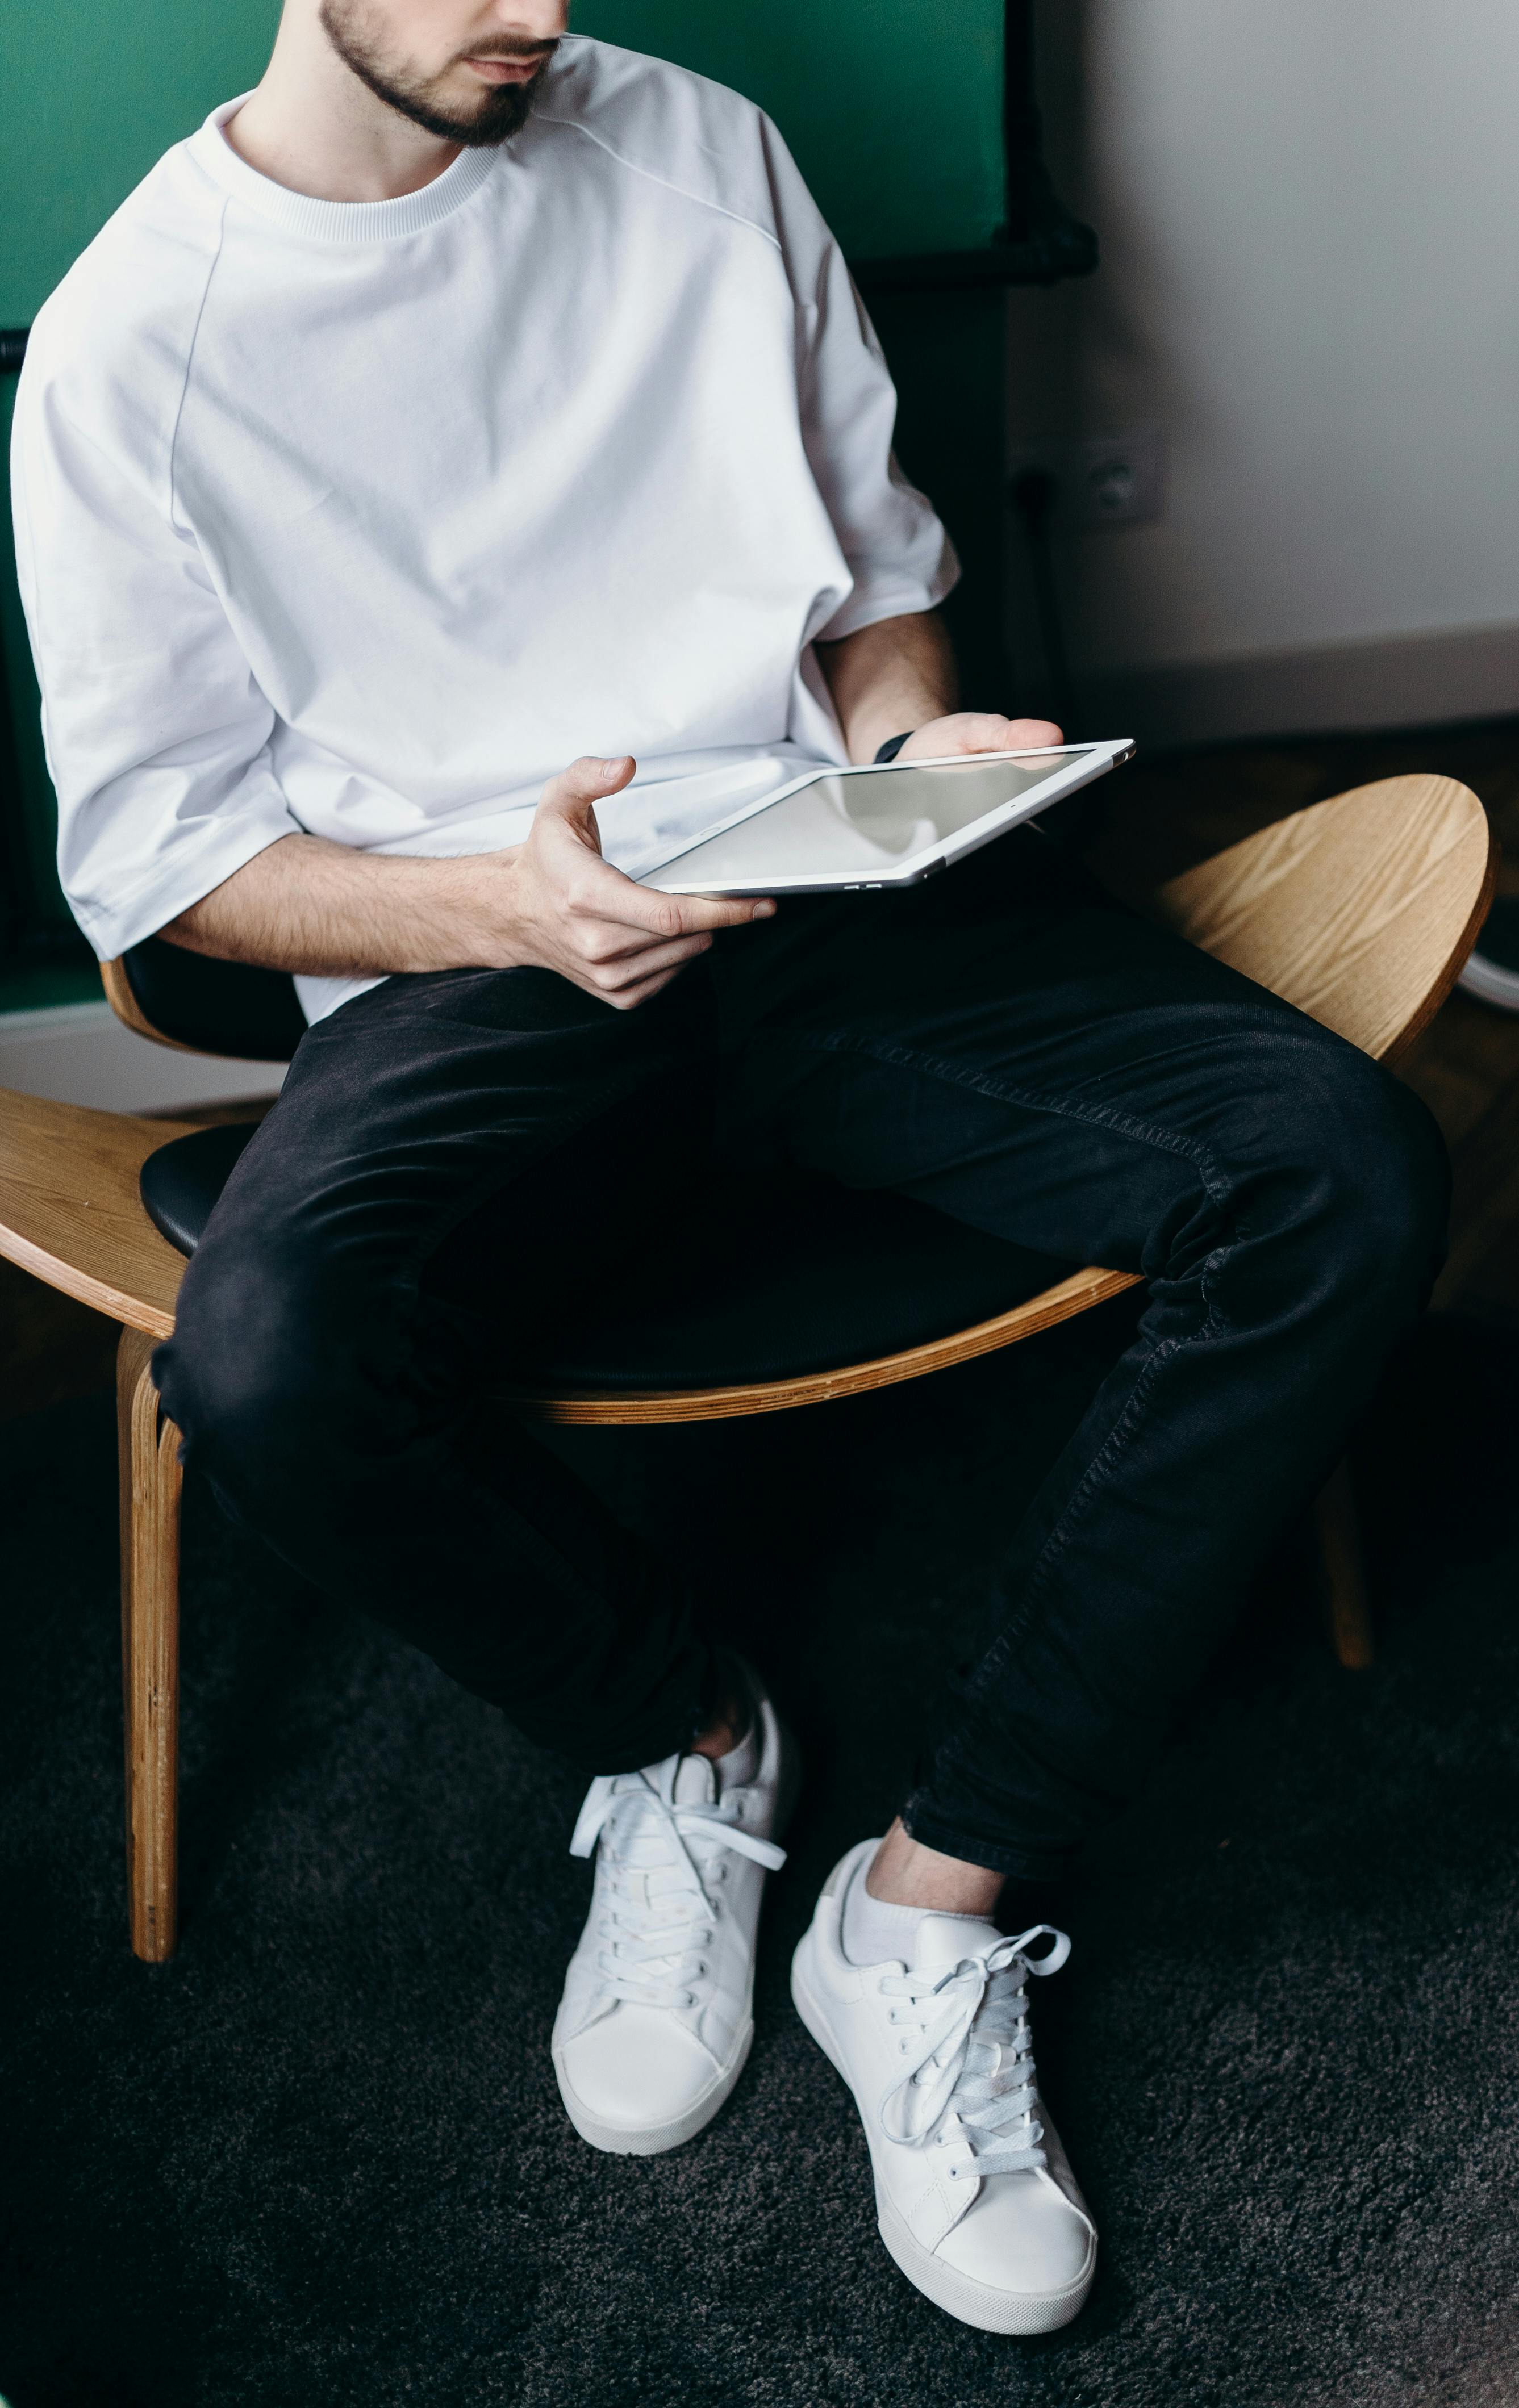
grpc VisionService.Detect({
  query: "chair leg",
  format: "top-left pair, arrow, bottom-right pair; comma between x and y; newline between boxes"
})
117,1326 -> 183,1962
1313,1455 -> 1374,1671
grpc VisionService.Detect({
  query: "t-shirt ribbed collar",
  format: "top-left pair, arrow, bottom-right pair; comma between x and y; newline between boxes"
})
187,95 -> 502,243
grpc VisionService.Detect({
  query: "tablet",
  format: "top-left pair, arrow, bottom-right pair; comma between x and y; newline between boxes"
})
638,740 -> 1135,896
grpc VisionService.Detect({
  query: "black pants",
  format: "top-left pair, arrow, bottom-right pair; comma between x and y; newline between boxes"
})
155,832 -> 1447,1880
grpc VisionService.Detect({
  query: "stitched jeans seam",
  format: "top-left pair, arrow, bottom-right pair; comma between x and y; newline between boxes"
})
962,1299 -> 1218,1719
794,1029 -> 1233,1208
796,1031 -> 1242,1807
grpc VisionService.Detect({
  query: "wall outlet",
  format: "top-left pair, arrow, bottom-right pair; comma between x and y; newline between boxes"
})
1008,422 -> 1168,530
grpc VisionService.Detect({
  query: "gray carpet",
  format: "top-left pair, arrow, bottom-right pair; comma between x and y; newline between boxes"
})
2,1301 -> 1517,2407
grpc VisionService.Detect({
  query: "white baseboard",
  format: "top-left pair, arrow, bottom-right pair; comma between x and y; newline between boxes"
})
0,1001 -> 286,1114
1082,617 -> 1519,750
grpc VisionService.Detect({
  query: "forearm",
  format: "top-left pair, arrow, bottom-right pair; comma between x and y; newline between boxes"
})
158,831 -> 502,976
156,756 -> 771,1012
815,609 -> 959,762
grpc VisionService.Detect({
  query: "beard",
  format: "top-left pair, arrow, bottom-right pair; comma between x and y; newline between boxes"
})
318,2 -> 554,147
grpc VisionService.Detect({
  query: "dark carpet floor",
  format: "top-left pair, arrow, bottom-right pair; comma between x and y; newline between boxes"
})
2,1301 -> 1518,2408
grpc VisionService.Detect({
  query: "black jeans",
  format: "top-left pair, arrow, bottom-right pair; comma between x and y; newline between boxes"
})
155,831 -> 1448,1880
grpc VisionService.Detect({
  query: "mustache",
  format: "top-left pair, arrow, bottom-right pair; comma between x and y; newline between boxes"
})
456,34 -> 560,61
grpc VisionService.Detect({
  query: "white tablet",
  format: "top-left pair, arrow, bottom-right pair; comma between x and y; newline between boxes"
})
637,740 -> 1136,896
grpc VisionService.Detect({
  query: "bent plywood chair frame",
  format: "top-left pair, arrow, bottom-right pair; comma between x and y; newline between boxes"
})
0,774 -> 1495,1960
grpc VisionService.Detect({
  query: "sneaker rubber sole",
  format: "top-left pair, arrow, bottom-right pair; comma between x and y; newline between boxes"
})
791,1945 -> 1096,2335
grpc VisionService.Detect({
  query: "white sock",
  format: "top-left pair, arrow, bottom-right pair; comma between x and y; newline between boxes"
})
841,1857 -> 992,1968
713,1699 -> 760,1792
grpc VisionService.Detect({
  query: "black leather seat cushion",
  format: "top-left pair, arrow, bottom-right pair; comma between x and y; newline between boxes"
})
141,1122 -> 260,1258
122,937 -> 307,1061
527,1173 -> 1078,1390
141,1127 -> 1079,1392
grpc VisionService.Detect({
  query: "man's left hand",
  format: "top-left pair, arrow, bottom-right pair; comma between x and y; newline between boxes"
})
898,712 -> 1063,760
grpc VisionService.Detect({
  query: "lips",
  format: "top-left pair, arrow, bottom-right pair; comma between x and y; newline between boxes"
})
462,56 -> 543,82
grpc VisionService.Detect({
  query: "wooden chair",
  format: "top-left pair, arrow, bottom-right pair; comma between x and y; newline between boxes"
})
0,774 -> 1493,1963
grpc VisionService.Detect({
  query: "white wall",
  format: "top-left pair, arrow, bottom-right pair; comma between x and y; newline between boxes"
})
0,1004 -> 285,1112
1011,0 -> 1519,742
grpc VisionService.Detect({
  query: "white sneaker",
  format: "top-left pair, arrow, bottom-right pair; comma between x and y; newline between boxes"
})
791,1840 -> 1097,2334
552,1669 -> 798,2155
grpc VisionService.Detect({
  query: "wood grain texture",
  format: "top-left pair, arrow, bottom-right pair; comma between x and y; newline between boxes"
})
1086,774 -> 1495,1064
516,778 -> 1493,1425
118,1326 -> 182,1960
0,1087 -> 194,1336
6,763 -> 1495,1972
7,777 -> 1496,1420
506,1265 -> 1143,1423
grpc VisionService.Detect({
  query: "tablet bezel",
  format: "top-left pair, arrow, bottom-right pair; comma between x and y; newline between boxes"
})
638,739 -> 1136,897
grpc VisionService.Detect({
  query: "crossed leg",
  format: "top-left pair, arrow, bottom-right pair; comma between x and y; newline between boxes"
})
155,835 -> 1447,2330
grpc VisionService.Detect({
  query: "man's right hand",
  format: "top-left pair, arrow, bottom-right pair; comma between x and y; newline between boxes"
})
481,754 -> 775,1010
160,753 -> 774,1000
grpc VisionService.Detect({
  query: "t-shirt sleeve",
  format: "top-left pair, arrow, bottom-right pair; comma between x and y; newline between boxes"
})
758,115 -> 960,643
10,346 -> 303,963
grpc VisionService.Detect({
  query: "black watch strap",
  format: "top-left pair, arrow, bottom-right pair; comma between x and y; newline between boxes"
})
873,731 -> 913,764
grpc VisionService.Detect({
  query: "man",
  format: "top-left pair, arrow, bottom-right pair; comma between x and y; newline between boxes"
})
12,0 -> 1446,2337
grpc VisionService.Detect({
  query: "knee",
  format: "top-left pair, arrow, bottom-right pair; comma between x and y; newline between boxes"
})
155,1263 -> 364,1498
1262,1031 -> 1449,1307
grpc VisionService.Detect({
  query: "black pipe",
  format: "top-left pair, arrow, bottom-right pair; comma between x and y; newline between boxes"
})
1009,467 -> 1079,734
861,4 -> 1095,294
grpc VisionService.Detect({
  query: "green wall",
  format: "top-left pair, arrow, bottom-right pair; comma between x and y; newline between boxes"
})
2,1 -> 285,933
1,2 -> 1002,321
574,2 -> 1004,258
0,3 -> 282,325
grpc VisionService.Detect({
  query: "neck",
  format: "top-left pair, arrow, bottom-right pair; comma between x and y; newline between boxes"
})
226,10 -> 461,203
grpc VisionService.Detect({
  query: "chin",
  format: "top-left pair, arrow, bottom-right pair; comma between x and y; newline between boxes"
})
453,87 -> 536,144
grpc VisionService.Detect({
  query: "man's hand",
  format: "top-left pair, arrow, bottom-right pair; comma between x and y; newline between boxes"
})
158,752 -> 774,1004
898,713 -> 1063,761
815,609 -> 1063,766
499,754 -> 774,1009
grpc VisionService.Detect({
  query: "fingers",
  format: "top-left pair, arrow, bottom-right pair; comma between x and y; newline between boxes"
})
582,929 -> 716,990
586,955 -> 695,1011
901,712 -> 1065,759
945,712 -> 1064,752
511,754 -> 779,1005
605,964 -> 690,1010
535,754 -> 637,835
554,843 -> 775,938
596,883 -> 776,938
531,771 -> 774,935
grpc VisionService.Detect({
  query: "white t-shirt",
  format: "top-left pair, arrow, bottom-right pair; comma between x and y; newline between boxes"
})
11,36 -> 955,1024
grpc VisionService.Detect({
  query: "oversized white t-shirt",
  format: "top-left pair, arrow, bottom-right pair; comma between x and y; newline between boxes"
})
11,36 -> 955,1024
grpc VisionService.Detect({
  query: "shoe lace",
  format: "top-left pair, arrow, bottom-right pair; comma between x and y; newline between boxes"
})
569,1770 -> 786,2012
878,1925 -> 1071,2177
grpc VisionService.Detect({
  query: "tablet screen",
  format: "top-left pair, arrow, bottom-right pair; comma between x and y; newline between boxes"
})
642,748 -> 1104,891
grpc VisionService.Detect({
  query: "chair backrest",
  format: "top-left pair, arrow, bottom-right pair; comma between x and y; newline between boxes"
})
101,937 -> 306,1063
1083,772 -> 1495,1062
